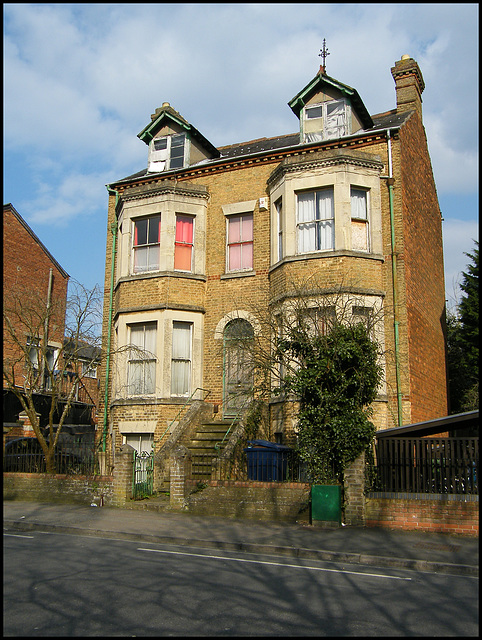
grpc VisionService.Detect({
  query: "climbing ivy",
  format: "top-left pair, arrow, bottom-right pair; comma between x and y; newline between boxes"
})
280,322 -> 383,484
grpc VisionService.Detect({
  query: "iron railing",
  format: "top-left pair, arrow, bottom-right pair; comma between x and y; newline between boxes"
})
157,387 -> 212,446
3,435 -> 99,475
375,437 -> 478,494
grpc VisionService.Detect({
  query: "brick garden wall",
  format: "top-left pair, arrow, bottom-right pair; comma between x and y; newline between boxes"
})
186,480 -> 311,522
3,473 -> 115,506
366,494 -> 479,536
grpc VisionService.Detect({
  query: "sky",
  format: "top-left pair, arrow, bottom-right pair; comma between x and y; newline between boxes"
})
3,3 -> 479,312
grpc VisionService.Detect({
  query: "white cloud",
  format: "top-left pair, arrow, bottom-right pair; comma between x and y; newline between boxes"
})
3,3 -> 478,288
21,171 -> 110,227
425,115 -> 479,194
442,218 -> 479,309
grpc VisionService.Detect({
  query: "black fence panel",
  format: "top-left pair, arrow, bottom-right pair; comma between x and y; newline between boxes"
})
375,437 -> 478,494
3,434 -> 99,475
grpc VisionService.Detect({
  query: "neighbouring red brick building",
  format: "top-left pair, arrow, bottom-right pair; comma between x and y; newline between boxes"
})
3,204 -> 98,439
100,55 -> 448,474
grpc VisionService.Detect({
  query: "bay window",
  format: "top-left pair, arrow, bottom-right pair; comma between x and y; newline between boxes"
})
297,188 -> 334,253
171,321 -> 192,396
174,215 -> 194,271
351,188 -> 369,251
133,215 -> 160,273
275,198 -> 283,262
127,322 -> 157,395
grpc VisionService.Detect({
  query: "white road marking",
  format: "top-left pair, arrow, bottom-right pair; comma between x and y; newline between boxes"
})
137,547 -> 412,580
4,533 -> 35,539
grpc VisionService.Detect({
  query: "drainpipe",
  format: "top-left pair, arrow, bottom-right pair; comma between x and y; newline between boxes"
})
102,188 -> 119,454
386,130 -> 403,427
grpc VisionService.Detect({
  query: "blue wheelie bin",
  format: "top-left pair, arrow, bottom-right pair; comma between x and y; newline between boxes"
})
244,440 -> 292,481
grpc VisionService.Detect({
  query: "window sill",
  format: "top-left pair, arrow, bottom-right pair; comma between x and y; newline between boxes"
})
111,397 -> 189,407
220,270 -> 256,281
270,250 -> 384,273
117,271 -> 207,286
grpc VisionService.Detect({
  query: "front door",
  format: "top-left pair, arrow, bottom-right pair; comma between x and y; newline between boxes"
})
223,319 -> 254,418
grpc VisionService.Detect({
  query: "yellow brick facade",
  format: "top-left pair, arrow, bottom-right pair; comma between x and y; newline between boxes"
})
99,56 -> 447,459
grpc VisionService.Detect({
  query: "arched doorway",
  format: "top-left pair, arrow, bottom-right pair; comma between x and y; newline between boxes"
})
223,318 -> 254,418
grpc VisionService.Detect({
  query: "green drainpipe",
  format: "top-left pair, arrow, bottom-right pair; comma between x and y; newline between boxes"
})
387,130 -> 403,428
102,188 -> 119,453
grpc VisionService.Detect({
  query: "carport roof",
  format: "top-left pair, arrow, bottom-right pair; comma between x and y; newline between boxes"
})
376,410 -> 479,438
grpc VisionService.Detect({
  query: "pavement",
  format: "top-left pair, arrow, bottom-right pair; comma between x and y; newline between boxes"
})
3,499 -> 478,577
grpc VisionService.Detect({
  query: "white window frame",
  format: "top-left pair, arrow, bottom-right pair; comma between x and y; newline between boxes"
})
174,214 -> 195,272
123,433 -> 153,455
303,99 -> 348,142
81,361 -> 97,379
132,214 -> 161,274
171,321 -> 193,397
350,187 -> 370,252
127,322 -> 157,396
296,188 -> 334,254
148,133 -> 186,172
275,198 -> 283,262
226,212 -> 254,272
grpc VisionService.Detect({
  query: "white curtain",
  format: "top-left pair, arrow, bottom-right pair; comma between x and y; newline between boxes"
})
171,322 -> 192,396
297,192 -> 317,253
297,190 -> 334,252
325,101 -> 346,138
316,190 -> 334,250
128,323 -> 156,395
351,189 -> 367,219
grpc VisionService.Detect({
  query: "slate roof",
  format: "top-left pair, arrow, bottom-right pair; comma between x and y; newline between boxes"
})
111,109 -> 413,186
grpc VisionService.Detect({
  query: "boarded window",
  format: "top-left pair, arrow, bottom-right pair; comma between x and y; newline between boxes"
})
351,188 -> 369,251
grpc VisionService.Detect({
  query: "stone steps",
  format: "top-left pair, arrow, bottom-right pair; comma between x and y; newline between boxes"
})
186,420 -> 235,479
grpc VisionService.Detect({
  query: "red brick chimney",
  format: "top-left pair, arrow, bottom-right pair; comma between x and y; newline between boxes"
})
391,55 -> 425,122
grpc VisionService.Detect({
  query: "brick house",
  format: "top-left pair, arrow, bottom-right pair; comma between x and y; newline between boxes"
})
101,55 -> 447,464
3,204 -> 99,440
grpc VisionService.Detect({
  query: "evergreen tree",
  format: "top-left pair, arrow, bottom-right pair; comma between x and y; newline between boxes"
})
447,241 -> 479,412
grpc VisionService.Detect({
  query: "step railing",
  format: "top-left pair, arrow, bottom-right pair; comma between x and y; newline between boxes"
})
214,398 -> 251,454
157,387 -> 211,448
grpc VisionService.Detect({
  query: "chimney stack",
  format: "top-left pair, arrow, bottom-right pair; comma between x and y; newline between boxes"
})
391,55 -> 425,121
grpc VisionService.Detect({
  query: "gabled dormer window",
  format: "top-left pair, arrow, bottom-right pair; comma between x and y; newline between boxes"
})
303,99 -> 348,142
148,133 -> 186,172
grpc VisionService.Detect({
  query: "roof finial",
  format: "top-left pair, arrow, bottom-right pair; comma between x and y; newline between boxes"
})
318,38 -> 330,74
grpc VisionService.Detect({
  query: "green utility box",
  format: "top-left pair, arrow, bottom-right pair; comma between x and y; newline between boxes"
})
311,485 -> 342,524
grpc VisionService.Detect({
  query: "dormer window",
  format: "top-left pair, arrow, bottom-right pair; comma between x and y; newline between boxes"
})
148,133 -> 186,172
303,99 -> 348,142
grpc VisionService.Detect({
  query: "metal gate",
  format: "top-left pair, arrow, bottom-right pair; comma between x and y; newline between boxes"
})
132,450 -> 154,499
